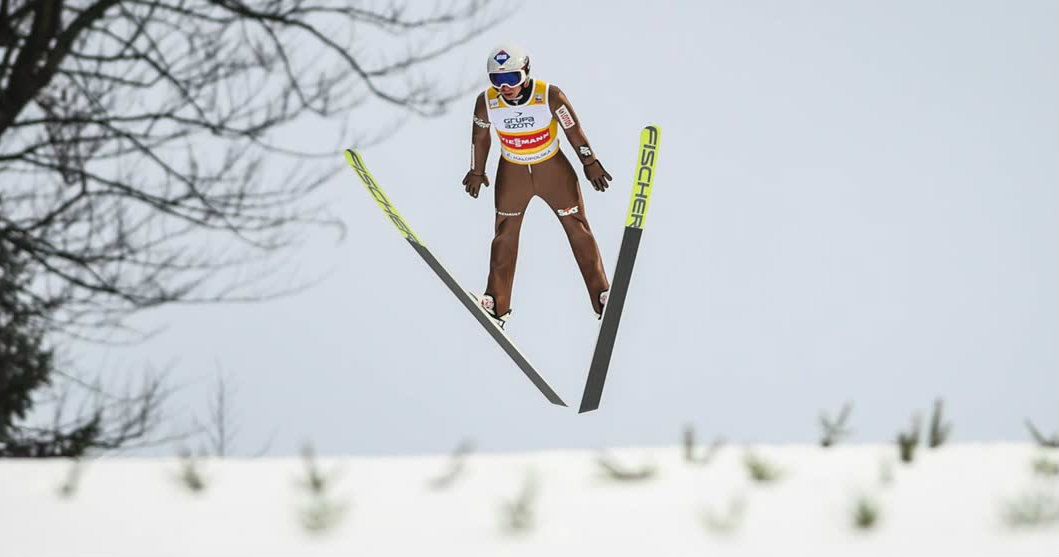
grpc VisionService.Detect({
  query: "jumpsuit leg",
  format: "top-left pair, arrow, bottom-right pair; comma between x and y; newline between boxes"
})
532,153 -> 611,315
486,160 -> 534,316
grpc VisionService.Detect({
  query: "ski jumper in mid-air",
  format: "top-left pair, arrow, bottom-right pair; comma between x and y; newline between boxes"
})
462,45 -> 614,327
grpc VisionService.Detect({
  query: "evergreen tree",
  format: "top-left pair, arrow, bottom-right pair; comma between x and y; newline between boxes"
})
0,235 -> 103,457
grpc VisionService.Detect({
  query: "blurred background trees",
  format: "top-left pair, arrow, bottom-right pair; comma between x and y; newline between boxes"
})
0,0 -> 495,456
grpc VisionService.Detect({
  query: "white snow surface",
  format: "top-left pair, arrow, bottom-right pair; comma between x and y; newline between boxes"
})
2,443 -> 1058,556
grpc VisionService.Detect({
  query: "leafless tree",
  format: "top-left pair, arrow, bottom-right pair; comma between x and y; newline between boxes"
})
201,369 -> 235,457
1,0 -> 499,337
1,0 -> 496,455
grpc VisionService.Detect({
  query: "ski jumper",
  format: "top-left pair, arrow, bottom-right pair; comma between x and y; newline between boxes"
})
469,80 -> 610,316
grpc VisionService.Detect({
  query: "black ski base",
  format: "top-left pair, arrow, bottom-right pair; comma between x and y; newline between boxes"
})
578,226 -> 643,413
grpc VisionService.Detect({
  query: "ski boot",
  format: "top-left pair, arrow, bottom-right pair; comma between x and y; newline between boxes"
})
596,290 -> 610,320
478,293 -> 512,329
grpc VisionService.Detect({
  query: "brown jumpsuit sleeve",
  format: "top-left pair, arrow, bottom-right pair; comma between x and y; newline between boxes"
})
548,85 -> 597,165
462,93 -> 492,198
471,93 -> 491,174
549,85 -> 612,191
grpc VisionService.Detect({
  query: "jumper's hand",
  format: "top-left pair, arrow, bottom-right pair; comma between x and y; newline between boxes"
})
584,160 -> 613,192
462,171 -> 489,198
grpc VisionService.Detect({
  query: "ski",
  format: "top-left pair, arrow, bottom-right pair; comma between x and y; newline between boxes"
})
345,149 -> 567,407
578,126 -> 662,413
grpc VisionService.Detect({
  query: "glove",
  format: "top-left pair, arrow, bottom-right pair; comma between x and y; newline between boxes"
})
462,170 -> 489,198
584,160 -> 612,192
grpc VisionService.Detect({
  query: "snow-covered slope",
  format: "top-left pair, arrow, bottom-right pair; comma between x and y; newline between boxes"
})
2,443 -> 1057,556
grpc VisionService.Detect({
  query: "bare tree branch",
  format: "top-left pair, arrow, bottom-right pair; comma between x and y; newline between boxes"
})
1,0 -> 498,456
1,0 -> 499,338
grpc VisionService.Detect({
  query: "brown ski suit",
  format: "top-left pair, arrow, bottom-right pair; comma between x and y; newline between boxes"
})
464,80 -> 611,317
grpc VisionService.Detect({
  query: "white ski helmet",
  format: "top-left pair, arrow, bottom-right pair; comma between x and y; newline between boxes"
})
487,44 -> 530,86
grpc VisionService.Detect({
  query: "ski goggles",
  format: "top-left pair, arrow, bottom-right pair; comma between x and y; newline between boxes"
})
489,70 -> 528,89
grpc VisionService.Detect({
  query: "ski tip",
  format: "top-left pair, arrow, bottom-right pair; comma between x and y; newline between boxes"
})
577,404 -> 599,414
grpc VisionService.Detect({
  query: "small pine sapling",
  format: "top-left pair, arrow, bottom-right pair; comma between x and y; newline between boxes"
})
596,452 -> 657,482
1003,491 -> 1059,528
427,439 -> 474,490
1032,455 -> 1059,478
701,495 -> 747,535
500,471 -> 538,534
1025,419 -> 1059,448
928,398 -> 952,448
878,457 -> 895,487
683,424 -> 725,465
56,458 -> 84,499
297,444 -> 348,534
852,495 -> 881,530
744,450 -> 783,483
177,448 -> 207,493
701,438 -> 726,465
820,402 -> 854,448
896,413 -> 921,464
682,424 -> 695,462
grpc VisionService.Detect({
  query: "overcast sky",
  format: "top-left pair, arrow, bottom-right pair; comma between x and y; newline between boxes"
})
75,0 -> 1058,456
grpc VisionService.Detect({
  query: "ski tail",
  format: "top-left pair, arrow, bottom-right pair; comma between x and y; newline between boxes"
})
345,149 -> 567,407
578,126 -> 661,413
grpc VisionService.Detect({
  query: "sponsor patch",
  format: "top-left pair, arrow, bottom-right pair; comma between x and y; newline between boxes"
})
498,210 -> 522,217
556,105 -> 576,129
494,50 -> 510,65
534,94 -> 544,104
557,205 -> 580,217
579,145 -> 593,157
498,128 -> 552,151
488,98 -> 499,109
473,116 -> 491,128
501,142 -> 559,164
502,112 -> 535,129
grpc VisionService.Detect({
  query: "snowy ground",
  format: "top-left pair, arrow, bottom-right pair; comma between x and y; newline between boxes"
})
2,443 -> 1058,556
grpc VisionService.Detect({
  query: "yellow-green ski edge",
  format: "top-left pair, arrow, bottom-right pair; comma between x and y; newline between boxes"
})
579,125 -> 661,413
625,125 -> 661,229
345,149 -> 422,244
344,149 -> 567,407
